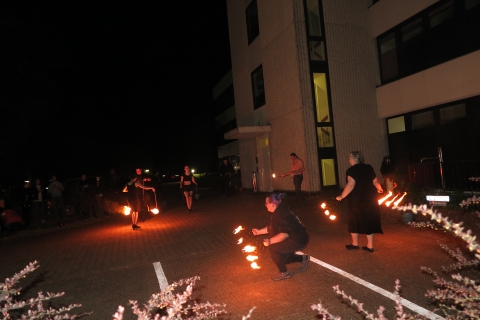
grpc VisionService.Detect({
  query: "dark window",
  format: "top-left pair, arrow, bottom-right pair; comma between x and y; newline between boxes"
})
214,85 -> 235,116
377,0 -> 480,84
246,0 -> 259,45
466,0 -> 480,10
378,32 -> 398,81
251,65 -> 266,110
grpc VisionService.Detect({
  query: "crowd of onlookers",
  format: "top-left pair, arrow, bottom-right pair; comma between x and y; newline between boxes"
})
0,168 -> 165,236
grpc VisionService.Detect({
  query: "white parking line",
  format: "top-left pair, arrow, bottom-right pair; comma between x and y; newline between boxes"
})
153,261 -> 169,291
300,253 -> 445,320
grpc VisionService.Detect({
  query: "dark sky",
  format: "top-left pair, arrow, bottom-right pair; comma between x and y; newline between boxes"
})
1,1 -> 231,183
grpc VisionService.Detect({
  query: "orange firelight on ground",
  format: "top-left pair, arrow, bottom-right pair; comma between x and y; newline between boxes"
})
237,238 -> 243,244
123,206 -> 131,215
243,245 -> 256,253
394,192 -> 408,206
378,191 -> 393,205
320,203 -> 326,209
233,226 -> 244,234
246,255 -> 258,261
151,208 -> 159,214
250,262 -> 261,269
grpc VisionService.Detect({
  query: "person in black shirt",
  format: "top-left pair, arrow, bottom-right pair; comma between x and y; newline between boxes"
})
219,158 -> 235,197
180,166 -> 197,212
252,193 -> 310,281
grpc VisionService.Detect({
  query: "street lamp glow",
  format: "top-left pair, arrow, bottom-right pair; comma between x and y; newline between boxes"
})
191,169 -> 195,173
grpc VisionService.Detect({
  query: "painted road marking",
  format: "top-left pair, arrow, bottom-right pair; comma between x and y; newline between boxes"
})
153,261 -> 169,291
299,252 -> 445,320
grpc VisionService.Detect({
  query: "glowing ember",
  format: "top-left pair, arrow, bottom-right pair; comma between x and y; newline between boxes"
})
272,173 -> 276,178
233,226 -> 244,234
237,238 -> 243,244
123,206 -> 131,215
378,191 -> 393,205
385,195 -> 399,207
320,203 -> 326,209
324,210 -> 330,216
151,208 -> 159,214
329,215 -> 336,220
394,192 -> 408,206
243,245 -> 256,253
246,255 -> 258,261
250,262 -> 261,269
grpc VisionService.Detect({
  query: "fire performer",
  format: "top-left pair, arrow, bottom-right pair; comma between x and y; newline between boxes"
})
252,193 -> 309,281
180,166 -> 197,212
123,174 -> 155,230
280,153 -> 305,205
336,151 -> 383,252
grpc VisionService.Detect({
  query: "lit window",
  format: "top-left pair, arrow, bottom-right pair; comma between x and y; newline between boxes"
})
313,73 -> 330,123
387,116 -> 405,134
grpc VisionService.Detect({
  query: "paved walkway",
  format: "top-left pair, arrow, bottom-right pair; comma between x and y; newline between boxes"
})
0,188 -> 467,319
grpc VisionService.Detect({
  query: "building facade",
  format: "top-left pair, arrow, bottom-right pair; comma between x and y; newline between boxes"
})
223,0 -> 480,192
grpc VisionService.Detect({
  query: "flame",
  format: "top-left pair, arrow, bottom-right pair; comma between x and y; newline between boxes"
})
250,262 -> 261,269
272,173 -> 276,178
385,195 -> 399,207
123,206 -> 131,215
394,192 -> 407,206
246,255 -> 258,261
233,226 -> 244,234
324,210 -> 330,216
329,215 -> 336,220
243,245 -> 256,253
320,203 -> 326,209
151,208 -> 159,214
237,238 -> 243,244
378,191 -> 393,205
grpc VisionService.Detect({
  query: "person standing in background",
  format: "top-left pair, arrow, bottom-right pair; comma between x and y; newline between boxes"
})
48,175 -> 64,218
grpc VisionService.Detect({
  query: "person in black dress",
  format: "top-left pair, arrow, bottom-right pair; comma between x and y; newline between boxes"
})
123,174 -> 155,230
180,166 -> 197,212
252,193 -> 310,281
336,151 -> 384,252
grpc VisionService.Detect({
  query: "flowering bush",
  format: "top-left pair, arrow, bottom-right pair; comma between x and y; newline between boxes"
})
0,261 -> 85,319
312,201 -> 480,319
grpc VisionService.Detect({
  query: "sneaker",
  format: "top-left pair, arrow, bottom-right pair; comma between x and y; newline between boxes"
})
132,225 -> 139,230
271,271 -> 292,281
345,244 -> 359,250
300,255 -> 310,272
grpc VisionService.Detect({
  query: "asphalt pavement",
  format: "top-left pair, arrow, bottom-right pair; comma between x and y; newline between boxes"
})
0,185 -> 466,319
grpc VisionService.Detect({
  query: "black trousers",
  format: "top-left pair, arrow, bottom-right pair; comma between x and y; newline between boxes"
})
268,238 -> 307,273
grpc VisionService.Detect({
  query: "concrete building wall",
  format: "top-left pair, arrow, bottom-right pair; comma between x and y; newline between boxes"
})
227,0 -> 320,192
323,0 -> 388,184
377,50 -> 480,118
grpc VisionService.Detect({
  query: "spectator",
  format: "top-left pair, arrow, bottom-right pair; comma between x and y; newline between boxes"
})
21,181 -> 34,227
380,155 -> 396,193
92,176 -> 106,217
219,158 -> 235,197
32,178 -> 46,225
48,175 -> 64,218
106,168 -> 121,201
77,174 -> 91,216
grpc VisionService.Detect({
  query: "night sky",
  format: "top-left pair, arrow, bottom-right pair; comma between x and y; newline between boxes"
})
1,1 -> 231,183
